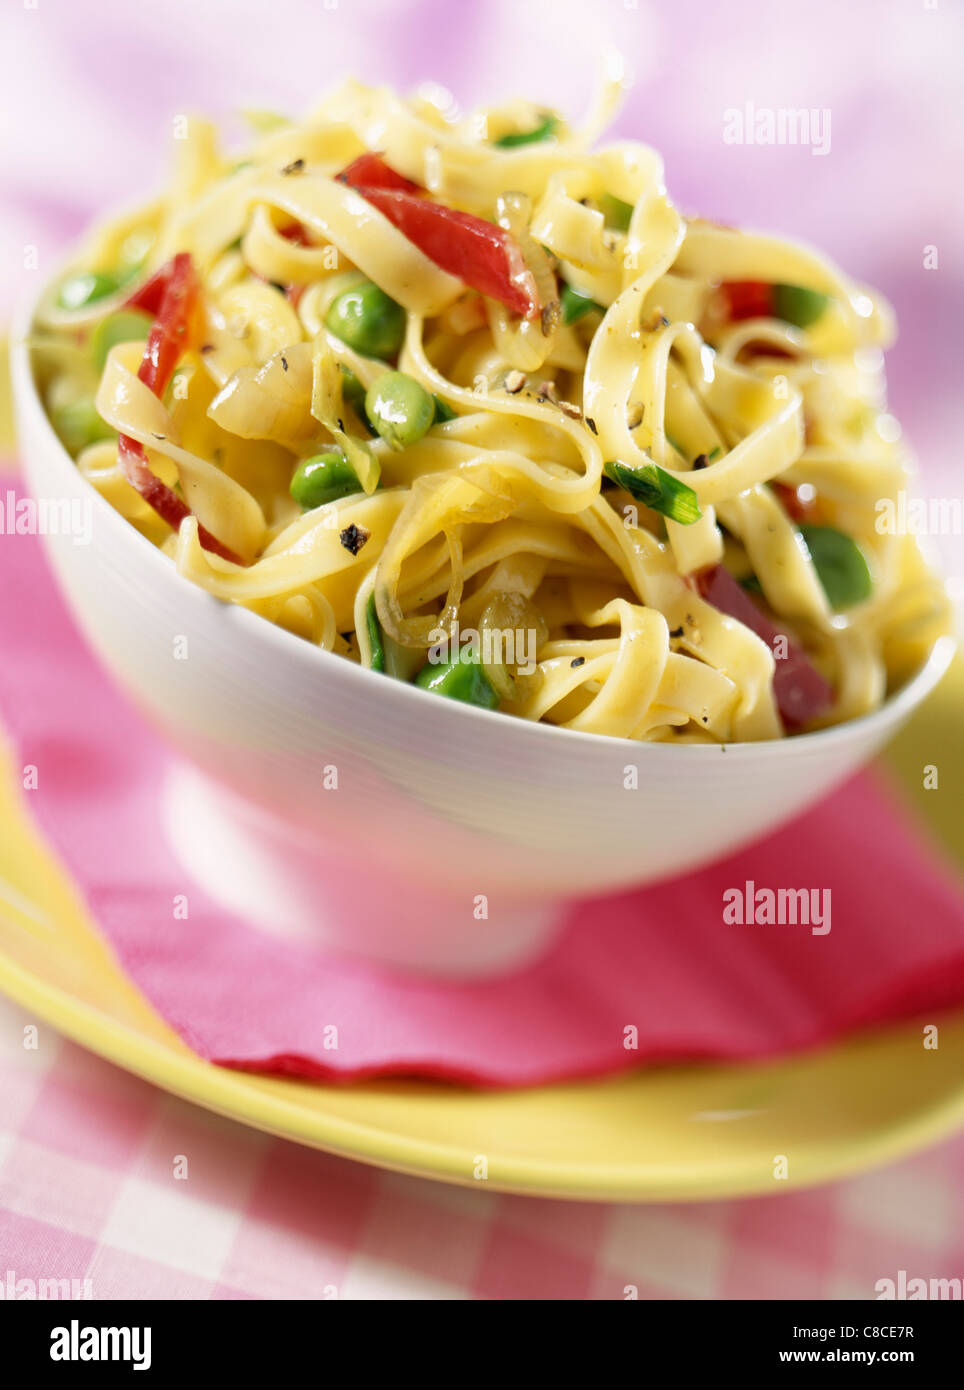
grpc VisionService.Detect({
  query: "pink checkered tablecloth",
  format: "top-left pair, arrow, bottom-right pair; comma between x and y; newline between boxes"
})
2,993 -> 963,1300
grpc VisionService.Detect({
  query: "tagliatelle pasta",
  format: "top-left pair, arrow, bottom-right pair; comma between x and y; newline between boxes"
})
32,79 -> 950,742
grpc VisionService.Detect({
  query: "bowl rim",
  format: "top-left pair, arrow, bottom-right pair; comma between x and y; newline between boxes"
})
11,279 -> 957,764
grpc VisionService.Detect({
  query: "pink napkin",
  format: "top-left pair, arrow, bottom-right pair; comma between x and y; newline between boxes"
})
2,500 -> 964,1087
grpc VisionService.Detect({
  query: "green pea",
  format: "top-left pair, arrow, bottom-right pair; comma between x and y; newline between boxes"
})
289,450 -> 360,509
325,281 -> 405,359
772,284 -> 830,329
560,283 -> 602,324
598,193 -> 633,233
799,524 -> 873,609
50,396 -> 115,455
56,270 -> 122,312
432,395 -> 457,424
365,371 -> 435,451
89,309 -> 154,371
415,648 -> 499,709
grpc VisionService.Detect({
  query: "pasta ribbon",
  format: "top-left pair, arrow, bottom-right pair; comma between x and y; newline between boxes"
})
36,79 -> 950,744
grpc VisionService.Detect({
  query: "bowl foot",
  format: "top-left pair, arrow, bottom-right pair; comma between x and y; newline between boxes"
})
161,762 -> 565,979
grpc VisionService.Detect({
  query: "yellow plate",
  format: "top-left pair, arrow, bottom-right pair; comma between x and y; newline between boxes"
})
0,664 -> 962,1202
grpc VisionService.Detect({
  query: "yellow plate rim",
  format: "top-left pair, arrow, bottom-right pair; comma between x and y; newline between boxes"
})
3,947 -> 964,1202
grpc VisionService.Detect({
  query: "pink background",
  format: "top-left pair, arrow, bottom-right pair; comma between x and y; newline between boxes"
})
1,0 -> 963,1300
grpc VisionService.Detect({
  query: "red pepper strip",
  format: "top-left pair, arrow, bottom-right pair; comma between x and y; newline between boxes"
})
117,253 -> 241,564
338,152 -> 421,194
719,280 -> 774,322
337,152 -> 539,317
346,185 -> 541,320
123,263 -> 171,316
772,481 -> 818,523
137,252 -> 196,395
695,564 -> 834,732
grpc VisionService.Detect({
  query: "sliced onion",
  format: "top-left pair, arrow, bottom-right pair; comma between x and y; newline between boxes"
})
487,193 -> 560,372
480,590 -> 548,700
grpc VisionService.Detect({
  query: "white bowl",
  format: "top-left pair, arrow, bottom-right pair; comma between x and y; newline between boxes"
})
11,301 -> 955,978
